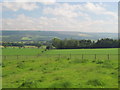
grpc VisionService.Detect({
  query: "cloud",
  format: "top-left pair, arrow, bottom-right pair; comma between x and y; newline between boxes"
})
43,3 -> 89,18
43,2 -> 117,19
2,13 -> 118,33
2,2 -> 118,33
85,3 -> 106,12
34,0 -> 56,5
43,4 -> 78,18
84,3 -> 117,19
2,2 -> 39,11
2,0 -> 56,11
3,0 -> 56,5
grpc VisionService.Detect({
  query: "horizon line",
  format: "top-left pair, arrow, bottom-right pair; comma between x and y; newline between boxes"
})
0,30 -> 118,33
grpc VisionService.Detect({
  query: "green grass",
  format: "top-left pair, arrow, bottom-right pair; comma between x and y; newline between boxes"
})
45,48 -> 118,55
2,48 -> 43,55
2,48 -> 119,56
2,48 -> 119,88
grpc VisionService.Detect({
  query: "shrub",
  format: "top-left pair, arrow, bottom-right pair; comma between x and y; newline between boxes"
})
86,79 -> 105,86
29,68 -> 34,71
49,81 -> 72,88
2,63 -> 5,67
18,80 -> 38,88
16,62 -> 25,69
96,60 -> 104,64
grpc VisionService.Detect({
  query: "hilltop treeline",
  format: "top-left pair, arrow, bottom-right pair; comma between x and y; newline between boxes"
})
52,38 -> 119,49
2,42 -> 42,48
1,38 -> 119,49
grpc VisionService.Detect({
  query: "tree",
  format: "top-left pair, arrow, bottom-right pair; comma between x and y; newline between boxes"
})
35,43 -> 41,48
18,43 -> 24,48
52,38 -> 61,49
2,43 -> 8,48
94,38 -> 115,48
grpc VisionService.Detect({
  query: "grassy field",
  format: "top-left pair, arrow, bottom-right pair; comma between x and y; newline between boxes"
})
45,48 -> 118,55
2,48 -> 119,88
2,48 -> 118,55
2,48 -> 43,55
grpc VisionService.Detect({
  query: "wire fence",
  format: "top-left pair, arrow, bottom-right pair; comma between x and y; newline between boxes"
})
1,54 -> 119,60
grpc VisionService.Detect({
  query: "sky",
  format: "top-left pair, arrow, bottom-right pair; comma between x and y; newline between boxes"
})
0,0 -> 118,33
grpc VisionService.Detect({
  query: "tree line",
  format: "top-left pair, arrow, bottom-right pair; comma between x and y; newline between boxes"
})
1,38 -> 120,49
51,38 -> 119,49
2,42 -> 42,48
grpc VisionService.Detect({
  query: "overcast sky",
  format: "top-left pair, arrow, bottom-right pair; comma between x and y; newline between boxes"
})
1,0 -> 118,33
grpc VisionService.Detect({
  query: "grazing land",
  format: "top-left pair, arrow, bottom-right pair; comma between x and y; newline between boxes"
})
2,48 -> 118,88
2,48 -> 118,55
2,48 -> 43,55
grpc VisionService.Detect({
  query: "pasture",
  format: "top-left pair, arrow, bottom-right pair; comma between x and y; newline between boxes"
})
2,48 -> 119,88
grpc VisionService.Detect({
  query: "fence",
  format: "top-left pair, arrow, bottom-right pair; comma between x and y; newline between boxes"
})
1,54 -> 119,61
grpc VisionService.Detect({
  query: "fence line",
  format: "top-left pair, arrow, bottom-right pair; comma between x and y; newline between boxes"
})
1,54 -> 120,56
1,54 -> 119,60
1,54 -> 119,55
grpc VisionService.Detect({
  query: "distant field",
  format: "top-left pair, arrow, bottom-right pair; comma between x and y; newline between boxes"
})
2,48 -> 118,55
2,48 -> 43,55
2,48 -> 119,88
45,48 -> 118,55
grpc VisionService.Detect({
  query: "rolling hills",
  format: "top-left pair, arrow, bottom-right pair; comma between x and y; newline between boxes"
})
1,31 -> 118,42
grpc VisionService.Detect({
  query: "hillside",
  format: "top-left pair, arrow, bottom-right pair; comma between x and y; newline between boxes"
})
1,31 -> 118,42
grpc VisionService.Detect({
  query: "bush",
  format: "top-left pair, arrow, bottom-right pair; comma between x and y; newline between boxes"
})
96,60 -> 104,64
49,81 -> 72,88
2,63 -> 5,67
16,62 -> 25,69
18,80 -> 38,88
86,79 -> 105,86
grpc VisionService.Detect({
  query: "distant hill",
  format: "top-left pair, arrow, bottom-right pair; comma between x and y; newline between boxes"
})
1,31 -> 118,42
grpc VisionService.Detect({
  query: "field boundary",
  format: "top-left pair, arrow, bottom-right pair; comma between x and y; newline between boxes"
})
1,54 -> 119,60
1,54 -> 120,56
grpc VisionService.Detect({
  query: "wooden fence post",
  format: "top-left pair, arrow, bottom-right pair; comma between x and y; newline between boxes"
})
95,54 -> 96,60
59,54 -> 60,59
26,56 -> 27,59
17,55 -> 18,59
108,54 -> 109,60
4,56 -> 6,60
37,54 -> 39,57
70,54 -> 71,59
82,54 -> 84,60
